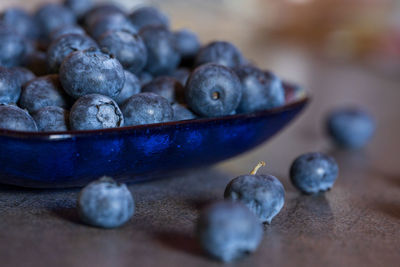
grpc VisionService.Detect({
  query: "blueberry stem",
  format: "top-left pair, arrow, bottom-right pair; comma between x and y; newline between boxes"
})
250,161 -> 266,175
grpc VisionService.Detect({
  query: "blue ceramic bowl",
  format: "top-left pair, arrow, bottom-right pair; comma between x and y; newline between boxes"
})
0,83 -> 309,188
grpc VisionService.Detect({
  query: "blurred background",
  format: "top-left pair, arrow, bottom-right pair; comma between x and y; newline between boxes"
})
1,0 -> 399,175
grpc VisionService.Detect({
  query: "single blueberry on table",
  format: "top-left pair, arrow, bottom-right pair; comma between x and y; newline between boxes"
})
113,70 -> 141,105
224,161 -> 285,224
64,0 -> 93,19
83,3 -> 126,30
173,29 -> 200,60
19,74 -> 71,113
197,201 -> 263,262
89,13 -> 137,40
50,25 -> 86,41
171,68 -> 190,86
195,41 -> 245,68
70,94 -> 124,131
142,76 -> 184,104
128,6 -> 170,31
98,30 -> 147,74
138,71 -> 153,86
140,26 -> 180,75
290,152 -> 339,194
78,176 -> 135,229
35,3 -> 76,38
0,104 -> 37,131
47,34 -> 98,73
60,48 -> 125,99
0,67 -> 22,104
0,26 -> 27,67
327,107 -> 375,149
32,106 -> 69,132
185,63 -> 242,117
234,65 -> 285,113
171,103 -> 196,121
0,7 -> 40,40
121,92 -> 173,126
10,67 -> 36,89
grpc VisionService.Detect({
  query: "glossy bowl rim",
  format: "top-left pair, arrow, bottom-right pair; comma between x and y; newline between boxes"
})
0,87 -> 310,140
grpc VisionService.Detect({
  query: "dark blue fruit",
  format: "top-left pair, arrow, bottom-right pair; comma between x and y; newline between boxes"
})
10,67 -> 36,88
32,106 -> 69,132
78,176 -> 134,228
0,26 -> 26,67
290,152 -> 339,194
0,67 -> 21,104
0,7 -> 40,39
47,34 -> 98,73
171,103 -> 196,121
64,0 -> 93,19
224,161 -> 285,224
89,13 -> 136,40
327,107 -> 375,149
50,25 -> 86,41
114,70 -> 141,105
121,92 -> 173,126
83,3 -> 126,30
0,104 -> 37,131
35,3 -> 76,38
173,29 -> 200,59
195,41 -> 244,68
98,30 -> 147,74
128,6 -> 170,31
142,76 -> 183,103
138,71 -> 153,86
70,94 -> 124,130
234,66 -> 285,113
197,201 -> 263,262
60,48 -> 125,99
19,74 -> 71,113
140,26 -> 180,75
171,68 -> 190,86
186,63 -> 242,117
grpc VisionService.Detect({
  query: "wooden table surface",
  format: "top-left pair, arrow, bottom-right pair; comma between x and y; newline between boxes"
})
0,1 -> 400,266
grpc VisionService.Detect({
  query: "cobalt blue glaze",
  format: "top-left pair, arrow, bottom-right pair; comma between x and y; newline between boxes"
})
0,84 -> 308,188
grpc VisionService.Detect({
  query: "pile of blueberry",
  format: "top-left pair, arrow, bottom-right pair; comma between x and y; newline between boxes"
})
0,0 -> 289,132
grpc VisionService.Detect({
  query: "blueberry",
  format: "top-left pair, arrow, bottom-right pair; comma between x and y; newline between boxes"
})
290,152 -> 339,194
185,63 -> 242,117
128,6 -> 170,31
0,7 -> 40,40
35,3 -> 76,38
98,30 -> 147,74
171,103 -> 196,121
140,26 -> 180,75
234,66 -> 285,113
138,71 -> 153,86
0,67 -> 21,104
327,107 -> 375,149
195,41 -> 245,68
19,74 -> 71,113
50,25 -> 86,41
64,0 -> 93,19
113,70 -> 141,105
224,161 -> 285,224
0,26 -> 26,67
78,177 -> 134,228
173,29 -> 200,60
9,67 -> 36,88
121,92 -> 173,126
60,48 -> 125,99
47,34 -> 98,73
25,50 -> 48,76
70,94 -> 124,130
89,13 -> 137,40
171,68 -> 190,86
197,201 -> 263,262
0,104 -> 37,131
83,3 -> 126,30
32,106 -> 69,132
142,76 -> 184,103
